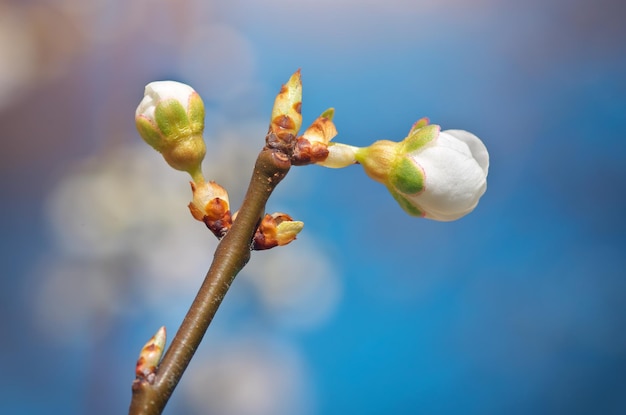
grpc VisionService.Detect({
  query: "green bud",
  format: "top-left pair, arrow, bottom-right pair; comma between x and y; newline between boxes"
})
135,81 -> 206,181
270,70 -> 303,141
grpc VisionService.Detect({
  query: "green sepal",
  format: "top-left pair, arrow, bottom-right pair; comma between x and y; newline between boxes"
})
320,107 -> 335,120
354,140 -> 398,184
389,157 -> 424,195
402,124 -> 440,153
136,116 -> 164,150
154,99 -> 189,139
187,93 -> 205,134
407,117 -> 430,136
387,185 -> 424,217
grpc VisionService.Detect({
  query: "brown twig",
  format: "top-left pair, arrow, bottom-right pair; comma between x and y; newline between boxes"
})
128,148 -> 291,415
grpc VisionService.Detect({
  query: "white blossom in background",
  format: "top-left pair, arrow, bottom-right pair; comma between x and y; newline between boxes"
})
244,240 -> 341,329
184,336 -> 313,415
37,143 -> 211,342
32,258 -> 128,341
180,23 -> 260,106
0,6 -> 37,109
37,123 -> 341,341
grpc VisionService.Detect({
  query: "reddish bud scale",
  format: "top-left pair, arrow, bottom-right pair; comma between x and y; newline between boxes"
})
252,213 -> 292,250
290,110 -> 337,165
272,115 -> 297,133
203,209 -> 233,239
188,197 -> 232,238
188,181 -> 232,238
291,138 -> 330,166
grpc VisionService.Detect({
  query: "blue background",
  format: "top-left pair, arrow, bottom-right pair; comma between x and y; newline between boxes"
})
1,0 -> 625,413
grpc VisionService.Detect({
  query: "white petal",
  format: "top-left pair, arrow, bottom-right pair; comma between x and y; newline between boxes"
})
135,91 -> 156,119
406,131 -> 487,221
136,81 -> 196,119
443,129 -> 489,176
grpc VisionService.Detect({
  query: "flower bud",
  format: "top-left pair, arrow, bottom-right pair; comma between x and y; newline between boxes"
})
188,181 -> 232,238
135,81 -> 206,180
300,108 -> 337,144
135,326 -> 166,383
253,213 -> 304,250
267,70 -> 303,151
292,108 -> 338,165
356,122 -> 489,221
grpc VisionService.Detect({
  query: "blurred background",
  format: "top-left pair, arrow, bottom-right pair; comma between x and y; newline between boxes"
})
2,0 -> 625,414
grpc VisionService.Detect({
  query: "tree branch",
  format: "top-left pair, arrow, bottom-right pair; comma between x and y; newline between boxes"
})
129,148 -> 291,415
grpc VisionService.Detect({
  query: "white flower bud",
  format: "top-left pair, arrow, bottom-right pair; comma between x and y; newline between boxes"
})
136,81 -> 199,125
135,81 -> 206,180
356,123 -> 489,221
403,129 -> 489,221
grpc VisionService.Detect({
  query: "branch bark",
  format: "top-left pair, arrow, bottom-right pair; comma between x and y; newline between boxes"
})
128,148 -> 291,415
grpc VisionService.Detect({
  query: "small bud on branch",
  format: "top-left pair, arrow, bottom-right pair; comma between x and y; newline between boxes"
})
292,108 -> 338,165
267,70 -> 303,154
135,81 -> 207,183
252,213 -> 304,250
188,181 -> 232,238
135,326 -> 167,384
